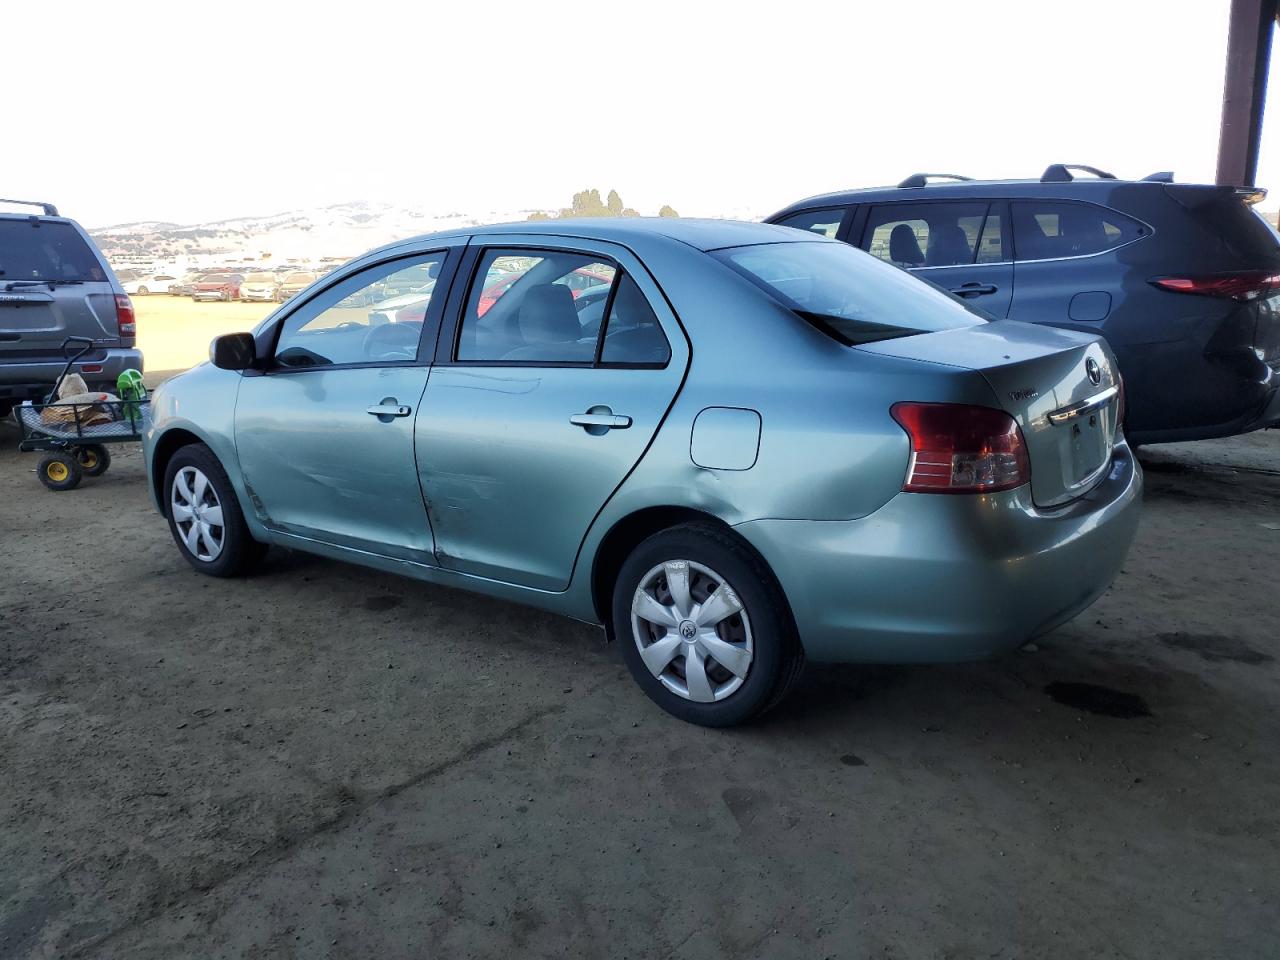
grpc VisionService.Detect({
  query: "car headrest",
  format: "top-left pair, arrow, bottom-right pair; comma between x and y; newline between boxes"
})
926,224 -> 972,266
518,284 -> 579,344
889,224 -> 924,266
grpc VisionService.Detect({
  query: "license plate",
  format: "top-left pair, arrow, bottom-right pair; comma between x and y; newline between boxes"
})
1068,413 -> 1108,483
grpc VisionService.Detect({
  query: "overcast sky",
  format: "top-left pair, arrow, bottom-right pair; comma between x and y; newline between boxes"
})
4,0 -> 1276,227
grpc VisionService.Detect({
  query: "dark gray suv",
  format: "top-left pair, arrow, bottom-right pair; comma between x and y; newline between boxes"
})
0,199 -> 142,417
767,165 -> 1280,445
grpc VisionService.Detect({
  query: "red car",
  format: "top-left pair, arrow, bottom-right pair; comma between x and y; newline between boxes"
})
192,273 -> 244,302
477,265 -> 614,316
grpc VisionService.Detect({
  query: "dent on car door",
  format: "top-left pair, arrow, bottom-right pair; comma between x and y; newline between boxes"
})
861,200 -> 1014,317
415,239 -> 689,590
234,249 -> 457,561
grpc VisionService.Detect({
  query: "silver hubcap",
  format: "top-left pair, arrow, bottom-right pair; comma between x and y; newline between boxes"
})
631,559 -> 753,703
171,466 -> 225,562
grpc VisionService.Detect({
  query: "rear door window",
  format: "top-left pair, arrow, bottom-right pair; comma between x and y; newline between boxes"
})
456,249 -> 618,363
1011,201 -> 1143,260
0,220 -> 106,283
773,208 -> 849,240
862,202 -> 997,268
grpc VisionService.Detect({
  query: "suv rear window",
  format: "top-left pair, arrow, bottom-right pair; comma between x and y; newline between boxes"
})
774,208 -> 847,239
1011,201 -> 1143,260
713,241 -> 986,345
0,220 -> 105,283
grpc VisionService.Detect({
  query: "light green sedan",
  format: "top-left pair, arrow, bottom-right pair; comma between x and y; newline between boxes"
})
143,218 -> 1141,726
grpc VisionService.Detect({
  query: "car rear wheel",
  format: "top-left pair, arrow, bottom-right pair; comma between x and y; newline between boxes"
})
138,286 -> 149,296
613,523 -> 804,727
164,443 -> 265,577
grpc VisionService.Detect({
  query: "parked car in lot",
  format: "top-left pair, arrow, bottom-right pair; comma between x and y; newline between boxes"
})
143,219 -> 1141,726
276,271 -> 316,302
192,273 -> 243,302
168,272 -> 203,296
239,272 -> 281,303
0,199 -> 142,417
123,273 -> 180,296
768,165 -> 1280,445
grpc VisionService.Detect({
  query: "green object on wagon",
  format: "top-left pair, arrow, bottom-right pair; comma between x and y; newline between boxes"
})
117,369 -> 146,420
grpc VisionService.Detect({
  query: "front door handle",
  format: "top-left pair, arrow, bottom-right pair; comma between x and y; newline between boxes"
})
367,398 -> 412,420
570,411 -> 632,430
949,282 -> 998,297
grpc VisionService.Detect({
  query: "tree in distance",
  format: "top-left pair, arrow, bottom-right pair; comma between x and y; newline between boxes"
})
528,189 -> 677,220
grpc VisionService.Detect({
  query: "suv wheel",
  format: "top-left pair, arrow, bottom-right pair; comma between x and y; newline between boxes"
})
164,444 -> 265,576
613,523 -> 804,727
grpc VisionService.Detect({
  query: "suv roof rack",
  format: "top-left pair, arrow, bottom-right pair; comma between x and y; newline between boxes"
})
1040,164 -> 1116,183
0,198 -> 59,216
897,173 -> 973,188
1141,171 -> 1175,183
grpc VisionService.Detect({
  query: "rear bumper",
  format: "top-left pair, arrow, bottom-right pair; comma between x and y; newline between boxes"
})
735,443 -> 1143,664
0,348 -> 145,401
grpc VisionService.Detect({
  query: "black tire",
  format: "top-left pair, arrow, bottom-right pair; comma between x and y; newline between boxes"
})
612,523 -> 804,727
76,444 -> 111,476
37,453 -> 83,492
163,443 -> 266,577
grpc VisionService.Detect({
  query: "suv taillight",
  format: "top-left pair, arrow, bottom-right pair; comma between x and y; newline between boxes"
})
890,402 -> 1031,494
1150,272 -> 1280,300
115,294 -> 136,341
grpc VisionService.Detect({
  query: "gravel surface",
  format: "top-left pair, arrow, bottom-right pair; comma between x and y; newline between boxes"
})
1,422 -> 1277,959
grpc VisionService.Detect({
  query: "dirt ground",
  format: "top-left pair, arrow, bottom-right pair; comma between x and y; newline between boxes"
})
1,413 -> 1278,959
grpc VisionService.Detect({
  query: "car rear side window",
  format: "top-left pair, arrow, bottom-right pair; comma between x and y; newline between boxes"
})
714,240 -> 986,345
456,249 -> 619,364
0,220 -> 105,283
774,208 -> 847,239
863,202 -> 1000,268
1011,201 -> 1143,260
599,274 -> 670,366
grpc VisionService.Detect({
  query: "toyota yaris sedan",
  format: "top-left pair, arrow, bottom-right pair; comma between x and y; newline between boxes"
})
143,218 -> 1142,726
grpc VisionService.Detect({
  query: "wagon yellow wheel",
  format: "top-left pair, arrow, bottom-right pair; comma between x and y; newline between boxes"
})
37,453 -> 83,492
76,444 -> 111,477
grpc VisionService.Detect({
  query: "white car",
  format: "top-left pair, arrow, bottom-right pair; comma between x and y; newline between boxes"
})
122,273 -> 180,296
240,272 -> 281,303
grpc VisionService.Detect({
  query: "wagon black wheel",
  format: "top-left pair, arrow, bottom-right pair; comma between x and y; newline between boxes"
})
37,453 -> 83,492
76,444 -> 111,477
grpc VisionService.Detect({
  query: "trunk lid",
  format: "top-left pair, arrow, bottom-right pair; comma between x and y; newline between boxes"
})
860,320 -> 1122,508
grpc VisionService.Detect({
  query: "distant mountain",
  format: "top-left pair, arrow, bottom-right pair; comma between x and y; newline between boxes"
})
89,201 -> 549,266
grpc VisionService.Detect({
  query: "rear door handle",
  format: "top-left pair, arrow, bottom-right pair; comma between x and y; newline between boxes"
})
949,282 -> 998,297
570,413 -> 632,430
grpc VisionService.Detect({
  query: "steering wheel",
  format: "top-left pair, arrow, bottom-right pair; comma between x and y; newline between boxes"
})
362,322 -> 421,361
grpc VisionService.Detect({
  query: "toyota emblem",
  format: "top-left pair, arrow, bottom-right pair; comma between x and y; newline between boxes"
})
1086,357 -> 1102,386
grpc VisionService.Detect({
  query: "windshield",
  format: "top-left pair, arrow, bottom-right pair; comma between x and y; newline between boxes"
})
285,273 -> 314,283
246,272 -> 274,282
0,220 -> 105,283
712,240 -> 987,345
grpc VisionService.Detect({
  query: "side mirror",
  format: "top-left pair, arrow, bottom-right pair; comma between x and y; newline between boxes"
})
210,332 -> 257,370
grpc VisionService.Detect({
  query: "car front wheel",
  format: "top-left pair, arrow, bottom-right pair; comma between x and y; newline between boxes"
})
164,443 -> 265,576
613,523 -> 804,727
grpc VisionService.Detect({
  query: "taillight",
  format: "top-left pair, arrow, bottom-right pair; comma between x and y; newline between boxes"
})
890,402 -> 1031,494
1150,272 -> 1280,300
115,294 -> 136,340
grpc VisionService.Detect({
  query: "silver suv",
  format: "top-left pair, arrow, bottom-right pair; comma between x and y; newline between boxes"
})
0,199 -> 143,417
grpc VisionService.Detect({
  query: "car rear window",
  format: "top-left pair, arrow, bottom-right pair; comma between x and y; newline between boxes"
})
0,220 -> 105,283
713,240 -> 987,345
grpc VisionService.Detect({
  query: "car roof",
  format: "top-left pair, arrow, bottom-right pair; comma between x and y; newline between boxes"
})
771,174 -> 1198,217
431,217 -> 818,252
